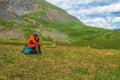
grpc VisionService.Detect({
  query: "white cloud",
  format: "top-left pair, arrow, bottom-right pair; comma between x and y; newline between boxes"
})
46,0 -> 109,5
81,18 -> 112,29
46,0 -> 120,29
68,2 -> 120,16
112,17 -> 120,23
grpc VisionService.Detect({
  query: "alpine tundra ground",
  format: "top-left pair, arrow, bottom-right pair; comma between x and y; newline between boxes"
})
0,40 -> 120,80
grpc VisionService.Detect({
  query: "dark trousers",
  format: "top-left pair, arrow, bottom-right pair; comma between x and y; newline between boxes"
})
35,45 -> 42,55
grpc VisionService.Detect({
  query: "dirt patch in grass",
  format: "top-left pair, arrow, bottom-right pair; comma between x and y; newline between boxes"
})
36,27 -> 69,42
0,27 -> 25,39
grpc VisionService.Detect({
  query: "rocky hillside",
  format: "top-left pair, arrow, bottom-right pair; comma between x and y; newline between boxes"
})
0,0 -> 80,42
0,0 -> 41,19
0,0 -> 120,49
0,0 -> 81,42
0,0 -> 80,23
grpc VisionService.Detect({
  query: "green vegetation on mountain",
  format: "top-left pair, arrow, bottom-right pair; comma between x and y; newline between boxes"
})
0,0 -> 120,80
0,0 -> 120,49
33,0 -> 61,10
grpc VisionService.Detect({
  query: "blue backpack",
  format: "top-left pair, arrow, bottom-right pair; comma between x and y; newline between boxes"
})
22,45 -> 36,55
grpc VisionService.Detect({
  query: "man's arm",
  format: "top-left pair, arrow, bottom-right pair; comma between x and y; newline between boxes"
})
32,38 -> 42,47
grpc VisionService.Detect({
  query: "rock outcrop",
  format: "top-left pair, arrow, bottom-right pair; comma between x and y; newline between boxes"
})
0,0 -> 81,42
0,0 -> 41,19
47,8 -> 80,23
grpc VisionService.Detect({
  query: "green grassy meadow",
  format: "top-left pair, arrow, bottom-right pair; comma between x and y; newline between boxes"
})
0,18 -> 120,49
0,40 -> 120,80
0,0 -> 120,79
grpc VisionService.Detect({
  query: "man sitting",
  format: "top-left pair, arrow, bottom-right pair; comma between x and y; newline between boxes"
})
27,32 -> 42,55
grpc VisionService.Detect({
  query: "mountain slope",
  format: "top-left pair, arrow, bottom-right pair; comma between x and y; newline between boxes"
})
114,29 -> 120,32
0,0 -> 82,42
0,0 -> 40,19
0,0 -> 120,49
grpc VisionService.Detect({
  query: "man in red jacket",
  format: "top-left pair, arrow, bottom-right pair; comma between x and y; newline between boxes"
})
27,32 -> 42,55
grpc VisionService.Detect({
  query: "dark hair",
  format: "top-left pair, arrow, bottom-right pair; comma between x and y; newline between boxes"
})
33,32 -> 38,37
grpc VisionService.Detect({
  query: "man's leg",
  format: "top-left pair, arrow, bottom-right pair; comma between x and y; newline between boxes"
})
36,45 -> 41,55
32,48 -> 37,54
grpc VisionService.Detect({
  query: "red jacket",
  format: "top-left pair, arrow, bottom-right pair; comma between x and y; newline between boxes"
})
27,35 -> 42,48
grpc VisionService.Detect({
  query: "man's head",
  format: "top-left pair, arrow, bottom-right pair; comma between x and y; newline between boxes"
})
32,32 -> 38,37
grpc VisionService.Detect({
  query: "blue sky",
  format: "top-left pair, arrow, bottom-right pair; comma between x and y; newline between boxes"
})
46,0 -> 120,30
